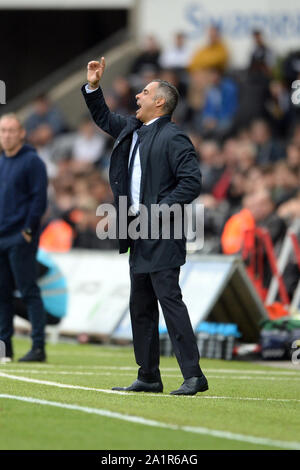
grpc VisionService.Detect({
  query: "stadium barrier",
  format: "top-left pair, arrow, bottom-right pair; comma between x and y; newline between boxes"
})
14,251 -> 267,345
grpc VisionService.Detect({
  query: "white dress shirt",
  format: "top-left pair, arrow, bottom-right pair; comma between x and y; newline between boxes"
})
128,118 -> 159,214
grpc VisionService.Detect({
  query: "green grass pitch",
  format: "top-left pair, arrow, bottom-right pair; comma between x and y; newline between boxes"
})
0,337 -> 299,450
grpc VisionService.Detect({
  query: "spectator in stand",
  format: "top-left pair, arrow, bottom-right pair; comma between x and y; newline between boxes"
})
209,138 -> 241,202
225,170 -> 248,215
234,32 -> 273,129
248,30 -> 274,77
24,94 -> 66,179
159,32 -> 192,71
244,190 -> 286,245
207,137 -> 241,207
222,189 -> 286,285
260,165 -> 277,192
130,35 -> 161,75
159,68 -> 187,98
272,161 -> 299,206
159,69 -> 188,124
131,65 -> 159,98
196,141 -> 230,237
244,165 -> 274,196
72,196 -> 118,250
265,80 -> 291,137
41,161 -> 116,252
282,49 -> 300,87
197,140 -> 221,193
250,119 -> 285,164
277,190 -> 300,221
194,68 -> 238,138
188,25 -> 229,73
236,141 -> 256,173
237,127 -> 252,143
110,76 -> 137,114
246,190 -> 287,285
25,94 -> 66,146
221,137 -> 239,171
291,124 -> 300,147
286,142 -> 300,172
71,115 -> 107,171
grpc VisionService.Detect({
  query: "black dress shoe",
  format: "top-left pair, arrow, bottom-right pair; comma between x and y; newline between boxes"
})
112,379 -> 163,393
18,348 -> 46,362
170,375 -> 208,396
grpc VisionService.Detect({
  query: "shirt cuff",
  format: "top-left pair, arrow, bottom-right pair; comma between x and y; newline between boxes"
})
85,84 -> 99,93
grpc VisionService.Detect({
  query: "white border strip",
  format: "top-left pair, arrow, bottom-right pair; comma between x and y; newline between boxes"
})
1,372 -> 300,403
1,369 -> 300,381
0,393 -> 299,450
1,364 -> 299,375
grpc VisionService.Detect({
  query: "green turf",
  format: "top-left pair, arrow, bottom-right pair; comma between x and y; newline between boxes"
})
0,337 -> 299,450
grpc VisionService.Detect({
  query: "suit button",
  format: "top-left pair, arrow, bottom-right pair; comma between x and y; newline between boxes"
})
115,181 -> 118,185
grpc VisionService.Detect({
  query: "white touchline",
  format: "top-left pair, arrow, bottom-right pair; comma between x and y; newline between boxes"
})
0,393 -> 299,450
1,372 -> 300,403
1,369 -> 300,381
1,364 -> 299,376
45,352 -> 130,357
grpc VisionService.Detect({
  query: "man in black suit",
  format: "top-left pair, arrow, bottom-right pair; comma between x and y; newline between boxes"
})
82,57 -> 208,395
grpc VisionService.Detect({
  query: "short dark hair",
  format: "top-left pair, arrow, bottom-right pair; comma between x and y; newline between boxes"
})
151,79 -> 179,115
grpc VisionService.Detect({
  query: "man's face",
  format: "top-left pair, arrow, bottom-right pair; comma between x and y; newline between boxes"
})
135,82 -> 164,123
34,98 -> 49,116
208,26 -> 219,44
253,32 -> 263,45
0,117 -> 25,153
175,33 -> 185,48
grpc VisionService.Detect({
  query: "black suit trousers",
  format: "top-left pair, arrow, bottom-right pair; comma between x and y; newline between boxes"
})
129,265 -> 202,382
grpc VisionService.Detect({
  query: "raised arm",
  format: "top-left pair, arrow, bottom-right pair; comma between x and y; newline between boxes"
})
81,57 -> 128,139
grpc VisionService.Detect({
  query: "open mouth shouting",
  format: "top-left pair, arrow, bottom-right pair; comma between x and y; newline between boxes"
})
136,101 -> 142,118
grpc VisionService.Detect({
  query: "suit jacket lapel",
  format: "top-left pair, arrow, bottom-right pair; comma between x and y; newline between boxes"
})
139,115 -> 171,204
112,118 -> 142,152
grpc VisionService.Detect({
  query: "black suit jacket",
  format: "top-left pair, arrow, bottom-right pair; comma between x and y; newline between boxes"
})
81,85 -> 202,273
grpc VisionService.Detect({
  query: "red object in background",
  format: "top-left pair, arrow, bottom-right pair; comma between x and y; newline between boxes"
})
233,343 -> 262,357
39,219 -> 74,252
221,208 -> 255,254
212,168 -> 232,201
223,212 -> 298,319
290,232 -> 300,270
265,302 -> 290,320
242,226 -> 290,309
68,209 -> 85,224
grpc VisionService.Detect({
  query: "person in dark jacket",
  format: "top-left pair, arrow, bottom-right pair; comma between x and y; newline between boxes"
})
81,57 -> 208,395
0,113 -> 48,362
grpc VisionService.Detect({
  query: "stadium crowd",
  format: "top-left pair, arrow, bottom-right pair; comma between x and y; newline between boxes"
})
7,26 -> 300,272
